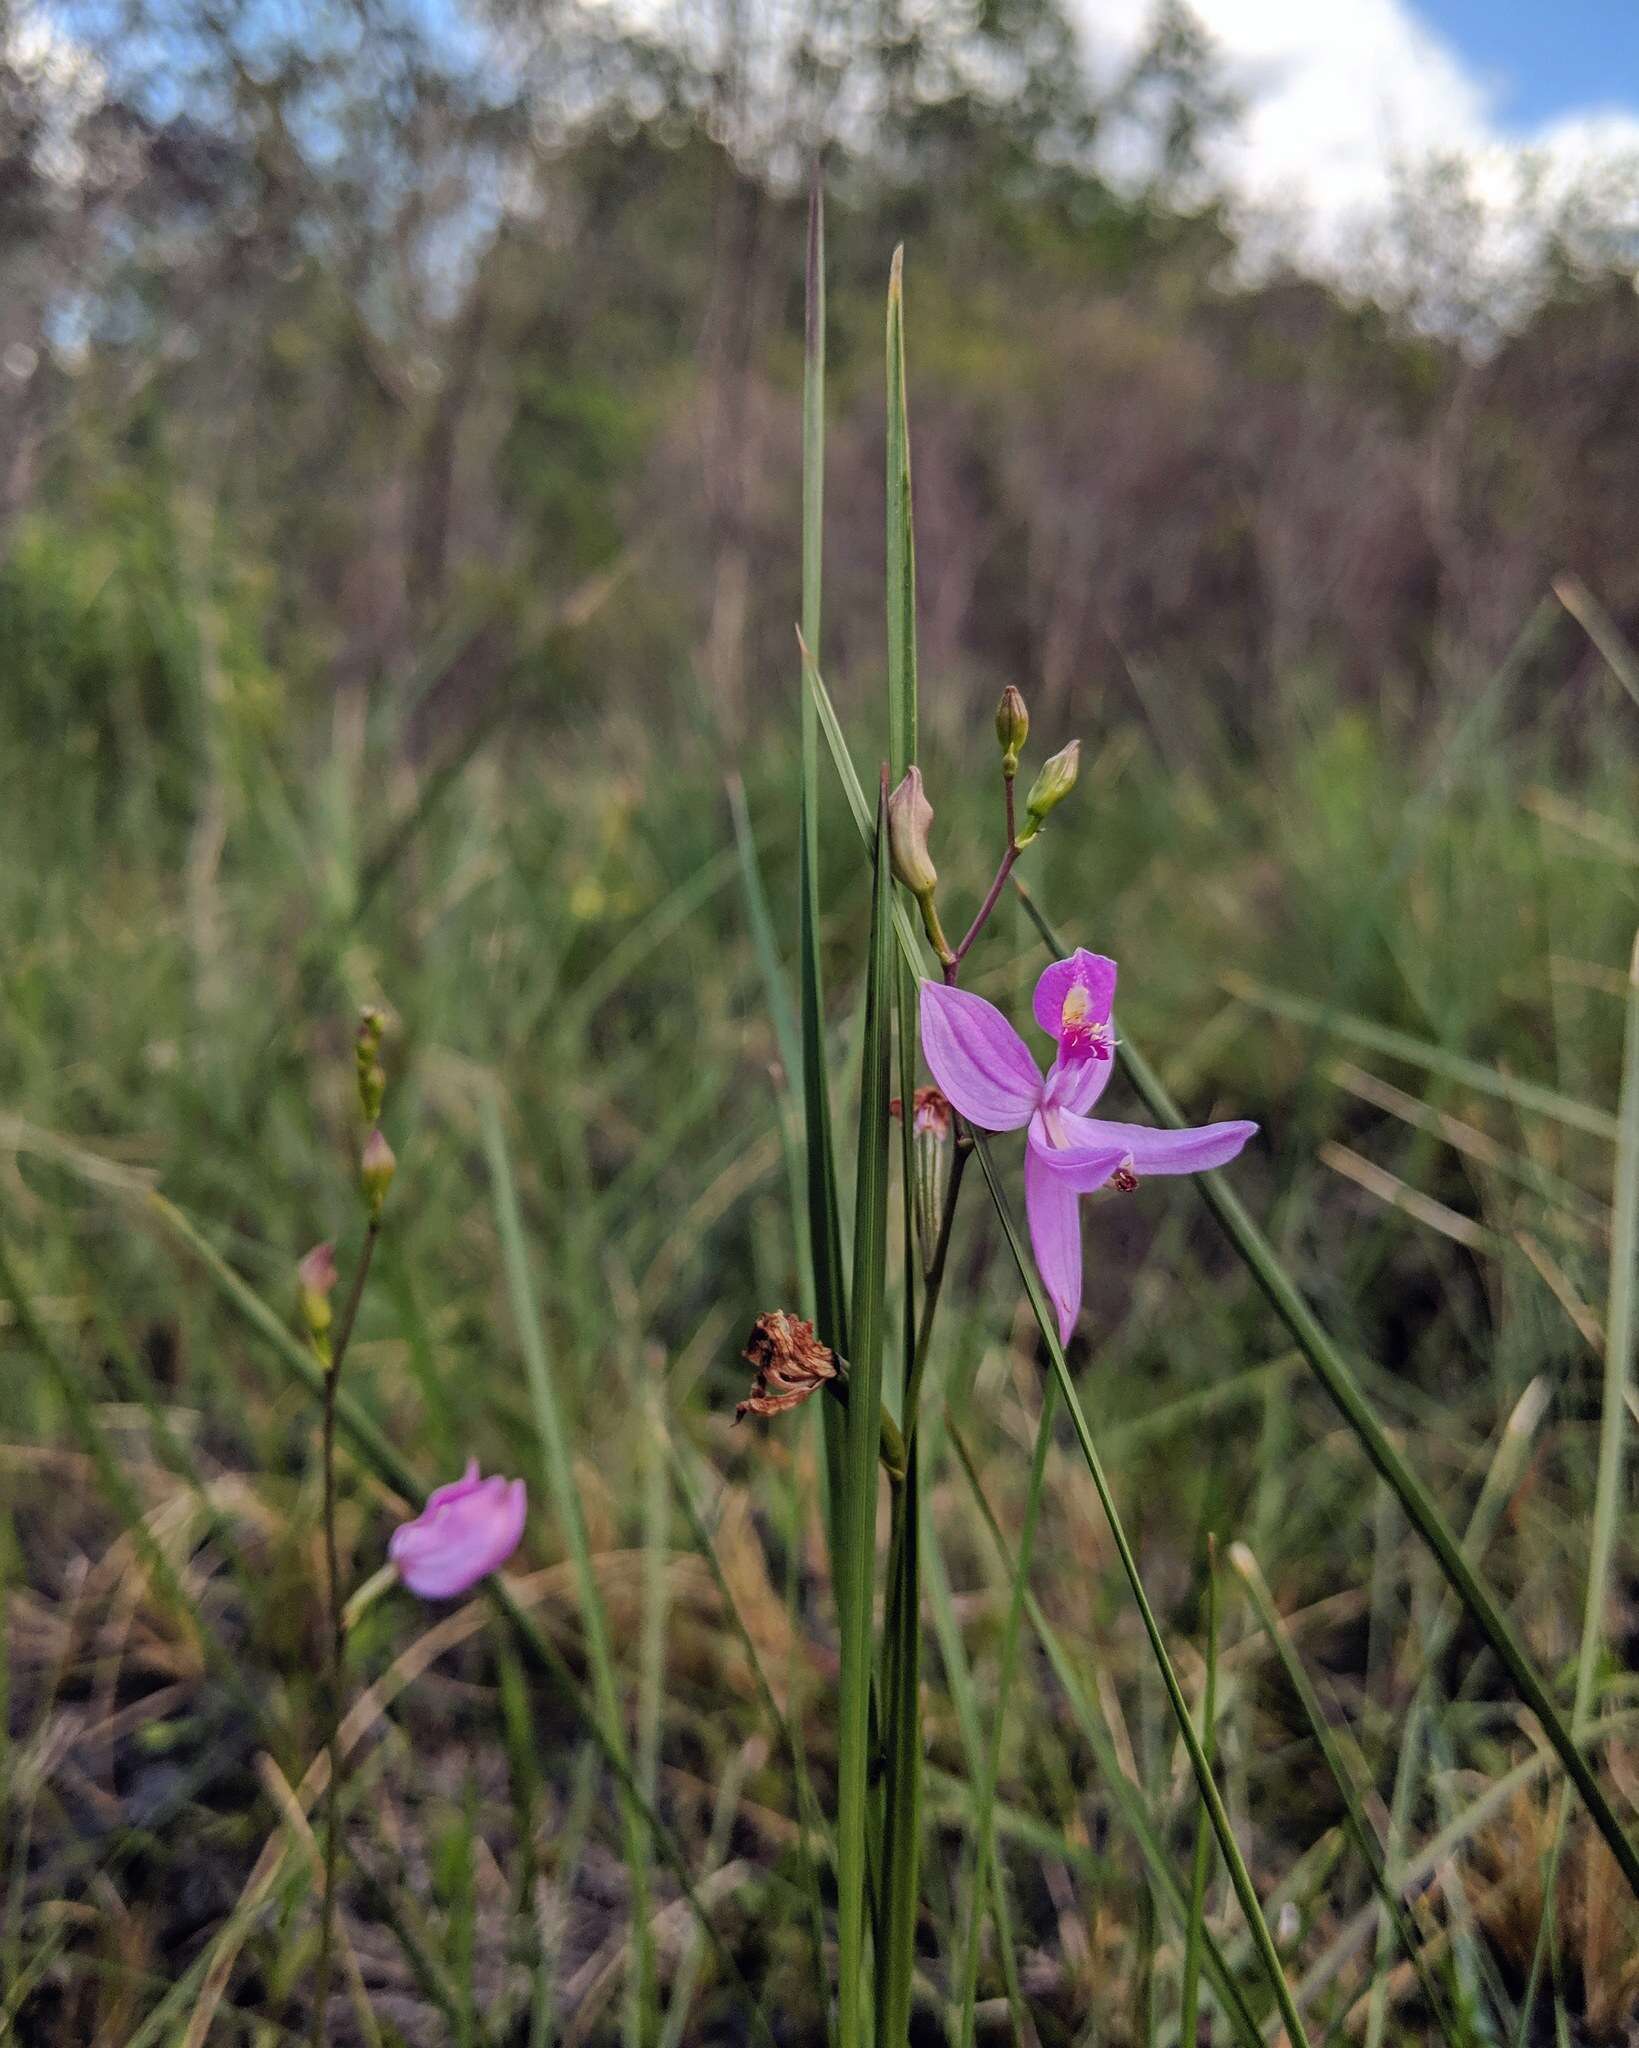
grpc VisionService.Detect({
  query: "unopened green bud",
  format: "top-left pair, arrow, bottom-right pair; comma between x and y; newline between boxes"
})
360,1127 -> 396,1217
995,686 -> 1029,777
887,766 -> 938,899
1017,739 -> 1080,845
297,1241 -> 337,1361
356,1006 -> 387,1124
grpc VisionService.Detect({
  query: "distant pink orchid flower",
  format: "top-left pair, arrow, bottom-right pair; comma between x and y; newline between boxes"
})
920,950 -> 1256,1345
388,1460 -> 526,1600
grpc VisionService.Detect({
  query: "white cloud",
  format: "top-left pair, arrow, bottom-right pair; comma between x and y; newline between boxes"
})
1074,0 -> 1639,288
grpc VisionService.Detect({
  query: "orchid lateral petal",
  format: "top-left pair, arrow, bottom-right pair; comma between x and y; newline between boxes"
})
920,980 -> 1042,1133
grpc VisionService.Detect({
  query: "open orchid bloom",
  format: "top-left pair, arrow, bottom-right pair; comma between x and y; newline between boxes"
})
920,949 -> 1256,1344
388,1460 -> 527,1600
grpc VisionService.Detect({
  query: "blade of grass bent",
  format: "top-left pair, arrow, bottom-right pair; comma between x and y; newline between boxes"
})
481,1092 -> 656,2044
1015,881 -> 1639,1903
836,785 -> 895,2048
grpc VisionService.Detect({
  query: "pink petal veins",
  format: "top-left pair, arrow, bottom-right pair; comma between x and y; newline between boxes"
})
919,980 -> 1043,1133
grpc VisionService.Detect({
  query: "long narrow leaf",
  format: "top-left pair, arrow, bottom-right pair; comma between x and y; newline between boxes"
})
798,172 -> 849,1526
885,244 -> 917,782
876,234 -> 925,2048
1575,927 -> 1639,1724
836,783 -> 895,2048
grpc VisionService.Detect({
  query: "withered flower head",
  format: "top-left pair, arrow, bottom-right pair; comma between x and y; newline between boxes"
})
735,1311 -> 838,1422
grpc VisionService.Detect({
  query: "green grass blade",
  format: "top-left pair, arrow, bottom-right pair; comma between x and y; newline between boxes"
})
1574,928 -> 1639,1726
1178,1536 -> 1219,2048
875,234 -> 924,2048
1229,1543 -> 1460,2045
798,637 -> 926,975
1014,881 -> 1639,1904
969,1135 -> 1314,2048
727,769 -> 815,1314
1223,972 -> 1617,1141
836,781 -> 895,2048
480,1091 -> 656,2044
885,244 -> 916,781
728,770 -> 802,1091
876,1449 -> 923,2043
799,171 -> 849,1524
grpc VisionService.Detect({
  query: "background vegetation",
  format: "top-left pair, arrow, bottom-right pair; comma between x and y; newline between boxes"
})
2,0 -> 1638,2040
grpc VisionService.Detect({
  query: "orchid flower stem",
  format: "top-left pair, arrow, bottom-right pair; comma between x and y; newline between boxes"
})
312,1216 -> 380,2048
946,846 -> 1019,984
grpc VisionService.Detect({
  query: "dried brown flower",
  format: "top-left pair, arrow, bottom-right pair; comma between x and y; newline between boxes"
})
735,1311 -> 838,1422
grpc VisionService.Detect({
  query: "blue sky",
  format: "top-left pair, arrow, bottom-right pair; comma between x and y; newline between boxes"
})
1423,0 -> 1639,127
1077,0 -> 1639,276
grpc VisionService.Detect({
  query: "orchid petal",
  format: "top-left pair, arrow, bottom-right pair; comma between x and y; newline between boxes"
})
390,1469 -> 527,1600
1027,1111 -> 1130,1192
919,981 -> 1042,1132
1061,1115 -> 1258,1176
1025,1139 -> 1084,1345
1033,950 -> 1117,1039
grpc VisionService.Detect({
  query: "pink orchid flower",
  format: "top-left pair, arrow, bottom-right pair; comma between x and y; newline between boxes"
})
920,949 -> 1256,1344
388,1460 -> 527,1600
